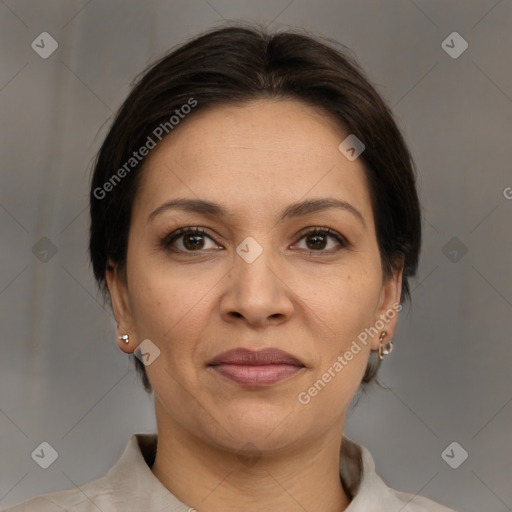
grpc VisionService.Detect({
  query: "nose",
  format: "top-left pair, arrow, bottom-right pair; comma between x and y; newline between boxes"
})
219,239 -> 295,328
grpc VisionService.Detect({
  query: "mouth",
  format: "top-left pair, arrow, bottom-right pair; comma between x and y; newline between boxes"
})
207,347 -> 306,388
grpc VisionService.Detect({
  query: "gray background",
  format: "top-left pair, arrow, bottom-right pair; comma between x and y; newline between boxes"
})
1,1 -> 511,510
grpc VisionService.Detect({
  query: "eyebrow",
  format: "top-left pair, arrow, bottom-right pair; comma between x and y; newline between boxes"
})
148,197 -> 365,227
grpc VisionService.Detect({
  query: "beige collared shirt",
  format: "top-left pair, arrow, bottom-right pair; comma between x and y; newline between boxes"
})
3,433 -> 458,511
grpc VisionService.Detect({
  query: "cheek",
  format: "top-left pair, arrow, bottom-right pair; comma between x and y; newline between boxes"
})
126,272 -> 211,403
304,266 -> 382,342
295,273 -> 380,416
127,261 -> 216,363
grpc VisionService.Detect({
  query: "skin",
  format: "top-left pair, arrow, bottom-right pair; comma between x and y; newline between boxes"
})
106,98 -> 403,512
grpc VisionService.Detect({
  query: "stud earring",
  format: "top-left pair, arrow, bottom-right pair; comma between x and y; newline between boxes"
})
119,334 -> 130,344
378,331 -> 393,360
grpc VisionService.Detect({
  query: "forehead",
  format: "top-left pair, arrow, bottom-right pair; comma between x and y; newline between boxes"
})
133,99 -> 373,227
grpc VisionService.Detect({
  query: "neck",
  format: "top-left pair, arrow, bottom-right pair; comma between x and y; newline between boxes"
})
150,402 -> 351,512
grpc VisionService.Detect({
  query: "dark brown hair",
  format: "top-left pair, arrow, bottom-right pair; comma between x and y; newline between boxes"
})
89,24 -> 421,393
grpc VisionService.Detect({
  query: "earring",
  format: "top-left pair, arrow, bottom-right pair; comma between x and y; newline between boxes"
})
119,334 -> 130,344
378,331 -> 393,360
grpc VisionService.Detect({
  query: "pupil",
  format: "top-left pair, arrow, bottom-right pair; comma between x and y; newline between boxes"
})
184,235 -> 204,250
308,234 -> 326,250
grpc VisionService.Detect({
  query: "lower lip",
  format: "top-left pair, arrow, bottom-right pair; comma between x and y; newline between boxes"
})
209,364 -> 304,387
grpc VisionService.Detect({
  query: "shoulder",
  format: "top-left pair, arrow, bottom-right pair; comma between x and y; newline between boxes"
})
1,475 -> 114,512
390,489 -> 459,511
349,472 -> 459,512
2,434 -> 157,512
341,436 -> 459,512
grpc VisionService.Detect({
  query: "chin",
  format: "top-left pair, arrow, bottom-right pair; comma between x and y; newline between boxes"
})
203,403 -> 305,451
218,426 -> 301,456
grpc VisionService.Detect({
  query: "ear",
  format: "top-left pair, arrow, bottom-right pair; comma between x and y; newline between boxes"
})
105,258 -> 137,354
370,255 -> 404,351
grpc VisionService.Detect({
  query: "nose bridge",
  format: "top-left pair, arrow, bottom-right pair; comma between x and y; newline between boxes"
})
221,232 -> 293,323
234,233 -> 279,294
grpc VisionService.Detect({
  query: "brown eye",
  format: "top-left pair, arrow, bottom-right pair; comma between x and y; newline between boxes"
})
305,232 -> 328,250
182,233 -> 206,250
295,227 -> 349,253
161,227 -> 220,253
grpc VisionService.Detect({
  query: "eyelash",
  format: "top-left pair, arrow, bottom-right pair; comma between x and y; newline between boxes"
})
160,226 -> 351,256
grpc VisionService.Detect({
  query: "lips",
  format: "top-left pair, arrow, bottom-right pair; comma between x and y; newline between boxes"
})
208,348 -> 305,387
208,348 -> 304,366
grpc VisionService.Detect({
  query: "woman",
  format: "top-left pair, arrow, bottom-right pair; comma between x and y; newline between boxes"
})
6,25 -> 458,512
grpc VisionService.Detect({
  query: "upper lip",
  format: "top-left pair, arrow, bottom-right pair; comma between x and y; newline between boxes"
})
208,348 -> 304,367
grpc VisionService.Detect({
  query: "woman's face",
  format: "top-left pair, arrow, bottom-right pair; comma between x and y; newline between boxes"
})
107,99 -> 402,454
